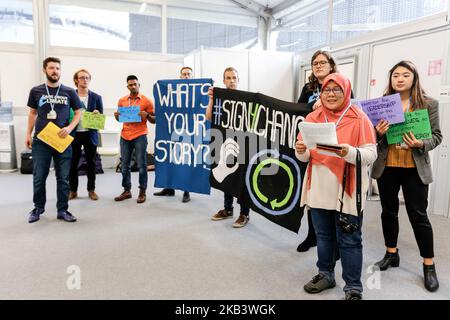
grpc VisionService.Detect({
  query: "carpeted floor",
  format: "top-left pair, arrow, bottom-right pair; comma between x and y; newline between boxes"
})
0,170 -> 448,300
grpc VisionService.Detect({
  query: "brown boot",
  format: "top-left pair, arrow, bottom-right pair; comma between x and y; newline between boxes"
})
137,188 -> 146,204
68,191 -> 77,200
114,190 -> 131,201
88,190 -> 99,201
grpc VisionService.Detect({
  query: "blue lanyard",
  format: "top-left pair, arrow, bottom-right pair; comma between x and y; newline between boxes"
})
45,83 -> 61,111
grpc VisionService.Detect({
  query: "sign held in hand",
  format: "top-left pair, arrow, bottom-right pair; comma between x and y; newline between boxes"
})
118,106 -> 141,123
386,109 -> 432,144
360,93 -> 405,126
82,111 -> 105,130
37,122 -> 74,153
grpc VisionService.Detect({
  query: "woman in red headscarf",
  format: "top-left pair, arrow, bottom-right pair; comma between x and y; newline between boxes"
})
295,73 -> 376,300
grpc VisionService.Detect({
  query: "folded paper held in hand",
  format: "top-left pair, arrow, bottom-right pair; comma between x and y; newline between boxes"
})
37,122 -> 74,153
298,122 -> 338,149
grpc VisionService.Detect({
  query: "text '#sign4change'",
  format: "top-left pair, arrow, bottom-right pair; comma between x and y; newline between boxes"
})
210,87 -> 311,233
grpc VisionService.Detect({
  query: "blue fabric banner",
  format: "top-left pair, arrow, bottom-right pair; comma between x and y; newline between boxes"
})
153,78 -> 213,194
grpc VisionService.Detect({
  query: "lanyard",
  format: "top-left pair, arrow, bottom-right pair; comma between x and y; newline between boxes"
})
45,83 -> 61,111
404,97 -> 412,113
128,95 -> 140,107
324,102 -> 352,128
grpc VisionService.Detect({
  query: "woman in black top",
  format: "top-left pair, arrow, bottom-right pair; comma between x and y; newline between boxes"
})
296,50 -> 338,252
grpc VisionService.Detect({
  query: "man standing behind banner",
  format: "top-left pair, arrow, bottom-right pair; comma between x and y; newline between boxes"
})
26,57 -> 82,223
69,69 -> 104,201
114,75 -> 154,204
153,66 -> 192,203
206,67 -> 250,228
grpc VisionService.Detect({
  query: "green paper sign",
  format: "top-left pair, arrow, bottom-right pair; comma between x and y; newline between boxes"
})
386,109 -> 431,144
81,111 -> 106,130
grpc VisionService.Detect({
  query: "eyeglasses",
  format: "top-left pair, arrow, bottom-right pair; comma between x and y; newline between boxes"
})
322,87 -> 343,95
312,61 -> 329,67
77,76 -> 90,80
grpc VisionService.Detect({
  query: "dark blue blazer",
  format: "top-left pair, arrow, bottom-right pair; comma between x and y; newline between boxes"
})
76,90 -> 104,146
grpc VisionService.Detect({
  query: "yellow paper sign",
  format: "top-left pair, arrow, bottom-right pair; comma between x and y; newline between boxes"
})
37,122 -> 74,153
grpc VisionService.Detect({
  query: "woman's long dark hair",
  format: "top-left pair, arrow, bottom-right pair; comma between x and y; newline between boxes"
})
307,50 -> 337,92
384,60 -> 428,110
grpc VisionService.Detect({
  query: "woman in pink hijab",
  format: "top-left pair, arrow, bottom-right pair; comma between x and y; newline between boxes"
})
295,73 -> 376,300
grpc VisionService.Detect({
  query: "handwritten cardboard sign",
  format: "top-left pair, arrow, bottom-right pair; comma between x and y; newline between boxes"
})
37,122 -> 74,153
81,111 -> 105,130
360,93 -> 404,126
386,109 -> 432,144
118,106 -> 141,123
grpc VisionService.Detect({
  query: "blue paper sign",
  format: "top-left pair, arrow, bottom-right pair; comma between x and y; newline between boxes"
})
359,93 -> 405,126
118,106 -> 141,123
153,78 -> 213,195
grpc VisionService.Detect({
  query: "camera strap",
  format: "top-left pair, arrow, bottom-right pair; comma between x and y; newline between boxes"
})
339,149 -> 362,218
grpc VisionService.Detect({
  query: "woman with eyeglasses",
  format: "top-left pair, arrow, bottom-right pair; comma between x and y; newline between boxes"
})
295,73 -> 377,300
296,50 -> 338,253
371,61 -> 442,292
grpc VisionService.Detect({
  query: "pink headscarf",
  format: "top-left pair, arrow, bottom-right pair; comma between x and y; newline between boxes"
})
300,73 -> 376,197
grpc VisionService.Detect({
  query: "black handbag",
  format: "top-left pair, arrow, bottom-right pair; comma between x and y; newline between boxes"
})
20,150 -> 33,174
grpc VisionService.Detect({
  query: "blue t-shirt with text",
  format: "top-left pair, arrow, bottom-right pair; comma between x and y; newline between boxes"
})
27,84 -> 81,136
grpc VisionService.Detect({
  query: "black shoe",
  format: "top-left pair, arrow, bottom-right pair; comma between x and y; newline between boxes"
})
57,211 -> 77,222
153,188 -> 175,196
345,289 -> 362,300
375,250 -> 400,271
182,192 -> 190,203
423,263 -> 439,292
297,235 -> 317,252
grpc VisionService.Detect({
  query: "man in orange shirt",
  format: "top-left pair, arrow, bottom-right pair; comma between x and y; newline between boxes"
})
114,75 -> 154,203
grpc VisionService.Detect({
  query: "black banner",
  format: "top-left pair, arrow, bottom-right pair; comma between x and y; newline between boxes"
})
209,88 -> 310,233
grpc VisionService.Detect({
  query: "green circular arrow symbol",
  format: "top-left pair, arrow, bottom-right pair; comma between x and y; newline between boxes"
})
252,158 -> 294,210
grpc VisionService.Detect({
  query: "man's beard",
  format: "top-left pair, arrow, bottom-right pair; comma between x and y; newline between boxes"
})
46,73 -> 60,83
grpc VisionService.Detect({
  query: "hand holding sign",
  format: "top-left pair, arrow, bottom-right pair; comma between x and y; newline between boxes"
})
138,110 -> 148,120
402,131 -> 425,149
295,140 -> 307,155
118,106 -> 141,123
375,119 -> 390,136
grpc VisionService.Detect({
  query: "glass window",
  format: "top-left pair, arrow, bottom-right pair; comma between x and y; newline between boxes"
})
167,18 -> 258,55
0,0 -> 34,44
49,1 -> 161,52
332,0 -> 448,44
275,8 -> 328,52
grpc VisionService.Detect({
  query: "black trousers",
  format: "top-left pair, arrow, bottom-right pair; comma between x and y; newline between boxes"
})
377,167 -> 434,258
69,131 -> 97,192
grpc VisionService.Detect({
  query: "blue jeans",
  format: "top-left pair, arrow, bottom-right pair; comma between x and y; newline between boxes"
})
311,208 -> 363,293
120,135 -> 148,190
224,193 -> 250,215
32,138 -> 72,213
